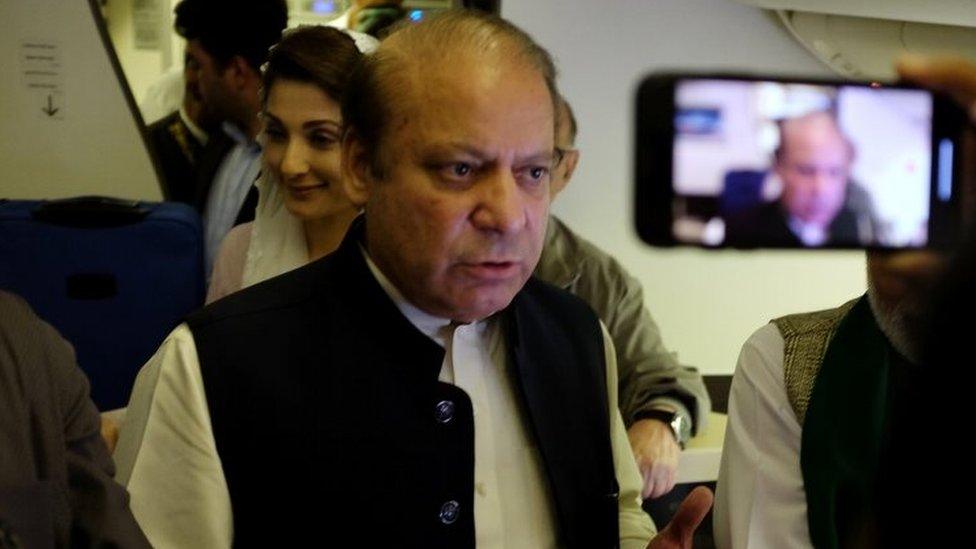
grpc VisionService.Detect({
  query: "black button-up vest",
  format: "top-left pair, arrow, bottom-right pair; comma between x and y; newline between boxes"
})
187,221 -> 620,548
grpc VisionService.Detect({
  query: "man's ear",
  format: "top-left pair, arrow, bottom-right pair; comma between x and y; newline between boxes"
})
225,55 -> 253,90
771,158 -> 787,183
551,148 -> 580,198
341,128 -> 373,208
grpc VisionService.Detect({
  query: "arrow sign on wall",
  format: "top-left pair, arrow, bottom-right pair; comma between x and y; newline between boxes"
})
42,94 -> 59,117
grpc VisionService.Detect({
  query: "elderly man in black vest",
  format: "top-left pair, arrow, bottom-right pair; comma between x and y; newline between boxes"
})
115,10 -> 710,548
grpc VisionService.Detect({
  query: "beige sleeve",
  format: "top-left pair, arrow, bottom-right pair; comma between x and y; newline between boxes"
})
600,263 -> 709,434
603,322 -> 656,548
114,324 -> 233,548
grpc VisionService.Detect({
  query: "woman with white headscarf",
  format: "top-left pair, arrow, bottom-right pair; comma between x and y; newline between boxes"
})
207,26 -> 376,303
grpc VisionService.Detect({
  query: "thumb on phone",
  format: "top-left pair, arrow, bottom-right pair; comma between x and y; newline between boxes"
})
645,486 -> 713,549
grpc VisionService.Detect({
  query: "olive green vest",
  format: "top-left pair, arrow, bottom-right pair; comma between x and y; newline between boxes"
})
773,296 -> 891,549
771,299 -> 859,424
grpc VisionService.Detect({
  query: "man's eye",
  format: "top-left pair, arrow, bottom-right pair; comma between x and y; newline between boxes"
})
795,165 -> 816,177
434,162 -> 477,184
452,163 -> 472,177
518,166 -> 548,184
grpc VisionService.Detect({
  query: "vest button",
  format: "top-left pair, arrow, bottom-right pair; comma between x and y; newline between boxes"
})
434,400 -> 455,423
439,500 -> 460,525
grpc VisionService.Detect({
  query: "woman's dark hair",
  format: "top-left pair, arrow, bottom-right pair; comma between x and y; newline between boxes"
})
261,26 -> 363,106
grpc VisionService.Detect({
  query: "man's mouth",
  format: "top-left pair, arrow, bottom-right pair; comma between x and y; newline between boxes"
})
458,261 -> 521,280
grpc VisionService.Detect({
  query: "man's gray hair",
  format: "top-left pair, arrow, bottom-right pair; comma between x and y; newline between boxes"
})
341,9 -> 560,178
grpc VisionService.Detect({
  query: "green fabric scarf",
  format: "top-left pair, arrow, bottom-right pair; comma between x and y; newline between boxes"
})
353,6 -> 405,37
801,296 -> 890,548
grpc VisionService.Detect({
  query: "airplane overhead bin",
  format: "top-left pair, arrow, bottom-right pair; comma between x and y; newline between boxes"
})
734,0 -> 976,80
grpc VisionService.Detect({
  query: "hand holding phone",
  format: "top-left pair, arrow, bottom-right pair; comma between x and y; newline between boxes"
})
635,73 -> 971,249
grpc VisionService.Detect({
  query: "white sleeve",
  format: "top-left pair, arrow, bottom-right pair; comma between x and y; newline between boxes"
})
713,323 -> 812,549
603,322 -> 656,549
114,324 -> 233,549
138,68 -> 184,125
206,223 -> 251,304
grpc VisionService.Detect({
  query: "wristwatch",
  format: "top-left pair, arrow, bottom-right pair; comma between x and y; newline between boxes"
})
634,409 -> 690,449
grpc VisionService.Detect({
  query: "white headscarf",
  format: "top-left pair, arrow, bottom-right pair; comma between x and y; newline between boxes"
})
240,171 -> 309,288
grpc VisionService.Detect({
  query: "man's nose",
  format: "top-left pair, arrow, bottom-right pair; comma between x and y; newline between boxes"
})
810,170 -> 836,195
471,169 -> 526,234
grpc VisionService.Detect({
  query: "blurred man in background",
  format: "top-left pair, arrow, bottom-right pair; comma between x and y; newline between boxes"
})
173,0 -> 288,276
726,111 -> 867,247
146,48 -> 220,205
328,0 -> 406,36
715,248 -> 946,548
538,97 -> 710,500
713,57 -> 976,543
878,54 -> 976,548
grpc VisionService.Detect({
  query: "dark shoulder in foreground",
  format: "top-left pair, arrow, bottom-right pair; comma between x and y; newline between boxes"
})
0,290 -> 34,328
188,253 -> 338,329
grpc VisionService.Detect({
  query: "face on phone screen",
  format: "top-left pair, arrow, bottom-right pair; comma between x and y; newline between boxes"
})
670,79 -> 934,248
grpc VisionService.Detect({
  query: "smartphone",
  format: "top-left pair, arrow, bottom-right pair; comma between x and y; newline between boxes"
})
634,73 -> 971,249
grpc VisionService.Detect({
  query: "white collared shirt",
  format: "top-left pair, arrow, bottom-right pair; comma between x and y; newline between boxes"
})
178,105 -> 209,146
787,216 -> 829,247
714,323 -> 813,549
362,253 -> 564,546
202,123 -> 262,279
115,250 -> 654,548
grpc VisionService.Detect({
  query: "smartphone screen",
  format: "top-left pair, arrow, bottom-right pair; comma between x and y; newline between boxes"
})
635,74 -> 961,250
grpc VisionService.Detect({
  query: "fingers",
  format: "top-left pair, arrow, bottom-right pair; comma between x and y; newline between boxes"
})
897,54 -> 976,117
641,462 -> 678,500
629,419 -> 683,499
666,486 -> 714,543
645,487 -> 714,549
664,467 -> 676,497
898,55 -> 976,94
641,465 -> 659,499
642,470 -> 656,500
101,416 -> 120,454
